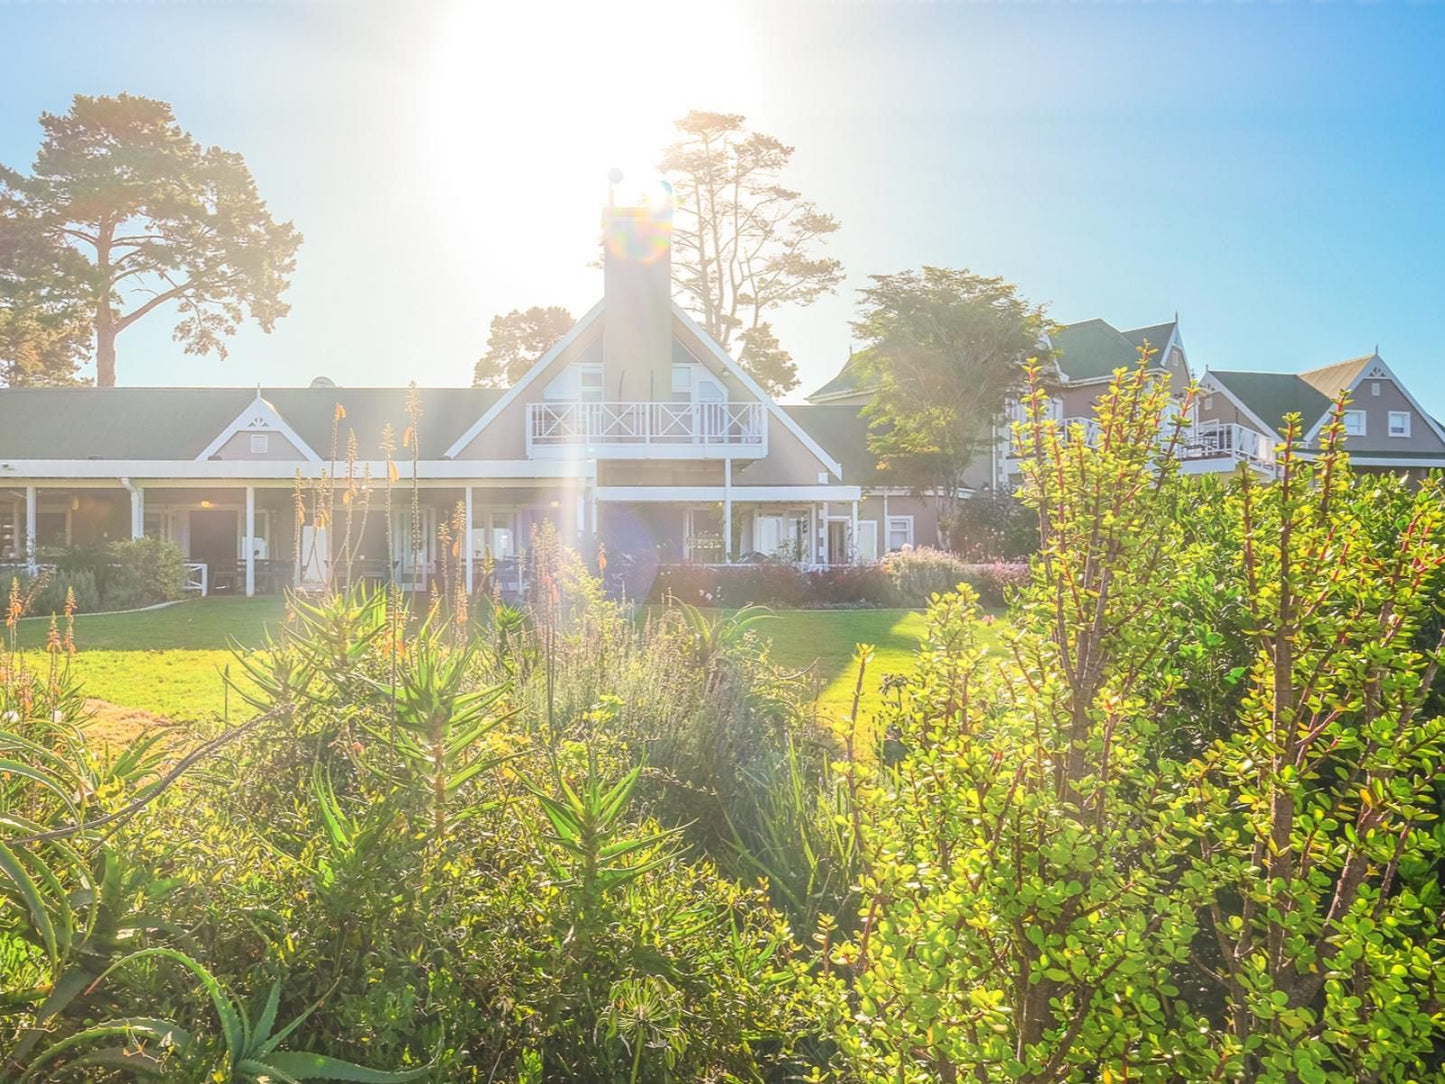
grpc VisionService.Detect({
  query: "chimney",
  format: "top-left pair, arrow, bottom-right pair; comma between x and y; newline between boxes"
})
602,200 -> 673,402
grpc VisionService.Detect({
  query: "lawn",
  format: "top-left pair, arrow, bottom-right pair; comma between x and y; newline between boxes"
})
13,596 -> 999,737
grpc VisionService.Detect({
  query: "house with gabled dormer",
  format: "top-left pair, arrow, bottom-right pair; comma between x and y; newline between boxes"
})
0,201 -> 865,595
1199,352 -> 1445,480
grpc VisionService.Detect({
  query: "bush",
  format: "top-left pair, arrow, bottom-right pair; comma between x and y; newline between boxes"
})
950,488 -> 1039,559
101,537 -> 187,610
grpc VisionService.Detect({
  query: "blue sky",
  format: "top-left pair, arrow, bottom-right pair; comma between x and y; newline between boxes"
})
2,1 -> 1443,406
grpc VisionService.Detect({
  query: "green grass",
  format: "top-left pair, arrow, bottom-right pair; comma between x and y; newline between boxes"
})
14,598 -> 288,722
14,596 -> 999,732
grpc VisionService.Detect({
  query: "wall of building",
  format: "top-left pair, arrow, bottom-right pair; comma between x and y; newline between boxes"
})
1332,377 -> 1445,454
211,430 -> 310,461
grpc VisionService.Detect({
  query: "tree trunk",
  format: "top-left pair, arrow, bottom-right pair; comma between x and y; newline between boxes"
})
95,307 -> 117,387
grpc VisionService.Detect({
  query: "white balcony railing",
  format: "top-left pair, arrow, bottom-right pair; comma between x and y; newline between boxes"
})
526,400 -> 766,459
1184,420 -> 1276,469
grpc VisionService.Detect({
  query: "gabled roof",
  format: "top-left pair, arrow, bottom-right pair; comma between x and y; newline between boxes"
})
1051,317 -> 1178,382
783,404 -> 886,486
197,391 -> 323,462
0,386 -> 503,461
806,350 -> 879,404
1299,355 -> 1374,400
1206,371 -> 1332,437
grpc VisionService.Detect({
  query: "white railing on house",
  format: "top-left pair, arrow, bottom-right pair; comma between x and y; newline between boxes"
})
1185,421 -> 1276,469
183,562 -> 208,596
526,401 -> 766,458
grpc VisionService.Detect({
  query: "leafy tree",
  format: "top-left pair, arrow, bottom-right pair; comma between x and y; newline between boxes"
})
660,111 -> 843,395
0,94 -> 301,386
819,367 -> 1445,1081
472,305 -> 574,388
855,267 -> 1051,547
0,196 -> 89,386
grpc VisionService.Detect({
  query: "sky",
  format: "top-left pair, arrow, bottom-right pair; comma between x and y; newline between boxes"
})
2,0 -> 1443,407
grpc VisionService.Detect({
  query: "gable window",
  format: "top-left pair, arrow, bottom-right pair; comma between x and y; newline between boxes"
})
1342,410 -> 1366,436
887,515 -> 914,552
250,433 -> 270,454
671,363 -> 693,404
1203,395 -> 1214,412
1371,381 -> 1381,396
578,363 -> 603,404
1388,410 -> 1411,438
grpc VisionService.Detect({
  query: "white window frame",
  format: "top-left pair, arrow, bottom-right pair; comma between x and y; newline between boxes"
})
249,432 -> 270,454
1371,381 -> 1381,397
578,363 -> 604,404
886,515 -> 914,552
1342,410 -> 1366,436
1388,410 -> 1411,438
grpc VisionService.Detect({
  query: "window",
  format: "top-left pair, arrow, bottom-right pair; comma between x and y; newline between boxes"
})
1371,381 -> 1381,397
1388,410 -> 1411,438
887,515 -> 914,552
578,363 -> 603,403
1342,410 -> 1366,436
671,364 -> 693,403
1203,396 -> 1214,412
249,432 -> 270,454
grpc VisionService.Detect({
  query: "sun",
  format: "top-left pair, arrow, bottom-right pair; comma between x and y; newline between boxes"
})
421,0 -> 740,248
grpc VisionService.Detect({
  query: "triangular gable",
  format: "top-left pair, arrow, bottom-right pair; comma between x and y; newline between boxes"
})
1200,371 -> 1289,440
670,303 -> 842,478
195,391 -> 322,462
442,298 -> 844,479
1302,355 -> 1445,447
443,299 -> 605,460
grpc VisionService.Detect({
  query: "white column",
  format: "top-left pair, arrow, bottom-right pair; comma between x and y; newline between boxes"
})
464,486 -> 474,594
820,501 -> 829,565
244,485 -> 256,597
25,486 -> 37,573
851,499 -> 859,565
723,459 -> 733,563
882,492 -> 890,554
132,487 -> 145,540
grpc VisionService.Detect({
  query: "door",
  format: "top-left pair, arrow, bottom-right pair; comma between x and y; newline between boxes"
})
189,509 -> 240,592
827,520 -> 850,566
696,374 -> 726,441
855,520 -> 878,563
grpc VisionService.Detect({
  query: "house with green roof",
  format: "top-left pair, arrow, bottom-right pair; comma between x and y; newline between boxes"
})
0,202 -> 876,596
1199,353 -> 1445,478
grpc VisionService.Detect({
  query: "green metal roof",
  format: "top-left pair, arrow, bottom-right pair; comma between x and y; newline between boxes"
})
783,404 -> 887,485
0,386 -> 504,461
1052,318 -> 1176,381
805,349 -> 880,403
1207,371 -> 1332,437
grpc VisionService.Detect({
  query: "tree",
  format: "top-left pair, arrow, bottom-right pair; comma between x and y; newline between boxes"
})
472,305 -> 574,388
0,186 -> 90,386
855,267 -> 1051,547
819,368 -> 1445,1082
0,94 -> 301,386
660,111 -> 843,396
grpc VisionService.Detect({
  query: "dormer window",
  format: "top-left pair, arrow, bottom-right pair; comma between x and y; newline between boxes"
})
250,433 -> 269,454
1389,411 -> 1411,438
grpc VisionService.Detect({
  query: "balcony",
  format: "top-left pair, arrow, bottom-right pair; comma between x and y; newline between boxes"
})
1182,420 -> 1277,474
526,400 -> 767,459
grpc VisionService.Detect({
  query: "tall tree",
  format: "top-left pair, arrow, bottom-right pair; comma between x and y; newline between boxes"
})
660,111 -> 843,396
472,306 -> 575,388
856,267 -> 1051,547
0,94 -> 301,386
0,198 -> 89,386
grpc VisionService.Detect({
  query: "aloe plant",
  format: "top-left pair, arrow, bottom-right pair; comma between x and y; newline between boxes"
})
22,948 -> 433,1081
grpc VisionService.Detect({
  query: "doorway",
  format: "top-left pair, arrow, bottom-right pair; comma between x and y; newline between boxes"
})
827,519 -> 851,566
189,509 -> 239,591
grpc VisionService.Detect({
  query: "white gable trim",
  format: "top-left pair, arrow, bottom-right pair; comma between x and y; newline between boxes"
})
1301,355 -> 1445,448
670,303 -> 843,479
1199,371 -> 1285,442
443,299 -> 606,460
195,392 -> 321,463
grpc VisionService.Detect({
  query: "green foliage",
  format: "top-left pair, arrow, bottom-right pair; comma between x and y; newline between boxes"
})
661,110 -> 843,395
0,93 -> 301,385
99,539 -> 188,610
857,267 -> 1052,543
814,362 -> 1445,1082
472,306 -> 574,388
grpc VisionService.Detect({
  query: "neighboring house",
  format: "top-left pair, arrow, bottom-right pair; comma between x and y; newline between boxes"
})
1199,353 -> 1445,481
0,202 -> 870,596
800,315 -> 1203,545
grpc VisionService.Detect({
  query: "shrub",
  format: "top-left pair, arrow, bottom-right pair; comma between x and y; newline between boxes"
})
32,568 -> 101,615
101,537 -> 187,609
950,488 -> 1039,559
